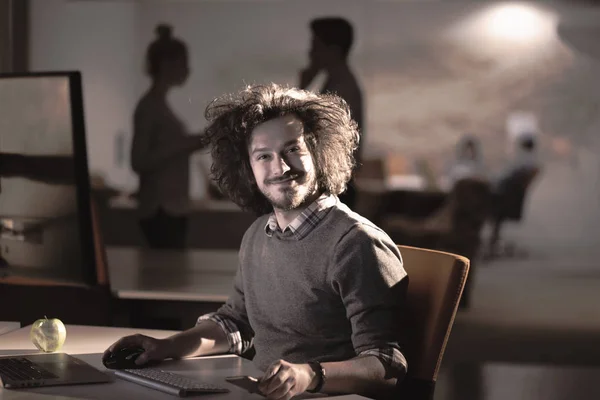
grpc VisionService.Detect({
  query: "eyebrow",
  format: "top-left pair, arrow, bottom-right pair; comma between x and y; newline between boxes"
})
251,139 -> 301,155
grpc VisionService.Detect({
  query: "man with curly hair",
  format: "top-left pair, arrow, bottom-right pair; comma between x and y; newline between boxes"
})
106,84 -> 407,400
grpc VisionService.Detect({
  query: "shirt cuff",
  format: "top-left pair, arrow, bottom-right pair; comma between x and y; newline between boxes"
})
358,346 -> 408,380
196,313 -> 252,355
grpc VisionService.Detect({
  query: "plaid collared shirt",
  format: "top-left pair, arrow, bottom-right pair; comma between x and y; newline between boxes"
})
264,192 -> 337,239
197,193 -> 408,378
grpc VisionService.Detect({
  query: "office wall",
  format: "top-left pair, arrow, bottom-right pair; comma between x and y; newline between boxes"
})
29,1 -> 600,170
28,0 -> 600,255
29,0 -> 139,190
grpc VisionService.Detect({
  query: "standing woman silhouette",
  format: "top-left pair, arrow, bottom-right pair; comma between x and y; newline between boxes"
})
131,24 -> 206,249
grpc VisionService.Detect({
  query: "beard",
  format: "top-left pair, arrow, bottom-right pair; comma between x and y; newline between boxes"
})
262,171 -> 319,211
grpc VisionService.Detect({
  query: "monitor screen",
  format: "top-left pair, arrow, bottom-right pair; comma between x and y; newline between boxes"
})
0,72 -> 97,286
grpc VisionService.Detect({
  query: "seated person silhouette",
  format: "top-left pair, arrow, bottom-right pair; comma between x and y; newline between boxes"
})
446,134 -> 489,187
488,135 -> 541,256
299,17 -> 364,211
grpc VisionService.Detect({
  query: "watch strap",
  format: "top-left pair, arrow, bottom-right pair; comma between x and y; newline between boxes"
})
307,361 -> 326,393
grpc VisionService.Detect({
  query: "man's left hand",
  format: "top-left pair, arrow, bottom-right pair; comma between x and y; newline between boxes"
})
258,359 -> 316,400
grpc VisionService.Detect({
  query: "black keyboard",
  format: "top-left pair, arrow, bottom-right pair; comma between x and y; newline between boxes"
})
0,357 -> 58,382
114,368 -> 229,397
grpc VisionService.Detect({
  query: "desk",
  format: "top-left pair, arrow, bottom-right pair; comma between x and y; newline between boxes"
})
0,322 -> 19,336
95,192 -> 256,249
355,178 -> 448,224
106,247 -> 239,329
0,325 -> 369,399
107,247 -> 238,302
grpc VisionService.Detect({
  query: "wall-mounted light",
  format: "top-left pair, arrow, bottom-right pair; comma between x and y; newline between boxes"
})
485,3 -> 548,42
446,2 -> 557,53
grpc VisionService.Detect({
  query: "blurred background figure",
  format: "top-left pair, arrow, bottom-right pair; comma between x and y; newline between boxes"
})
131,24 -> 206,249
445,134 -> 489,188
488,134 -> 542,257
299,17 -> 363,211
494,134 -> 540,190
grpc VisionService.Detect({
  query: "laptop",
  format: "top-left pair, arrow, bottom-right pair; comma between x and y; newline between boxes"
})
0,353 -> 111,389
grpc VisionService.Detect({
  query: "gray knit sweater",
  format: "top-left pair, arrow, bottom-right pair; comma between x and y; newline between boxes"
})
215,203 -> 408,373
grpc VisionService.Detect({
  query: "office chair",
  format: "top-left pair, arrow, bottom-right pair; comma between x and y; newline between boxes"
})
0,200 -> 113,326
396,245 -> 470,400
382,178 -> 491,264
435,179 -> 491,307
488,167 -> 540,258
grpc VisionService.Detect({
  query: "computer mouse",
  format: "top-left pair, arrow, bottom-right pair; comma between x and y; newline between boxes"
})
102,346 -> 146,370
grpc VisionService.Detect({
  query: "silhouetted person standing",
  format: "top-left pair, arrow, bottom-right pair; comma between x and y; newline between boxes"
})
131,24 -> 206,249
299,17 -> 364,210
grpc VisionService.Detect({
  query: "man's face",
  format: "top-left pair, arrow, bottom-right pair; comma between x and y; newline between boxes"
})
248,115 -> 318,211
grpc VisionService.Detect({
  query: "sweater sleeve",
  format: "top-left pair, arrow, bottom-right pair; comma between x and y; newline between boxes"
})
202,264 -> 255,355
329,224 -> 408,378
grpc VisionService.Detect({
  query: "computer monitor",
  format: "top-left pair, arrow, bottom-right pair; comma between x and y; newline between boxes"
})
0,71 -> 97,286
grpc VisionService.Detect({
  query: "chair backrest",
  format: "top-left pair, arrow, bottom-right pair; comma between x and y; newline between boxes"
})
499,166 -> 541,220
398,245 -> 469,382
449,178 -> 492,241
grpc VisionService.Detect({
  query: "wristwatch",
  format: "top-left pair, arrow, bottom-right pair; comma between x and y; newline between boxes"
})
307,361 -> 326,393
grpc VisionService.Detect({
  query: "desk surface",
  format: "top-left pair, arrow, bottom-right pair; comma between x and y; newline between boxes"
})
0,325 -> 368,399
107,247 -> 238,302
108,195 -> 244,212
0,322 -> 20,336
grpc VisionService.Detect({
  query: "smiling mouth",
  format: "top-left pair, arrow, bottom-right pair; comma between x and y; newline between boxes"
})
269,174 -> 301,185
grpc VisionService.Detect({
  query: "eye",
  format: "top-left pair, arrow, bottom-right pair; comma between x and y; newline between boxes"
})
286,146 -> 300,153
256,154 -> 270,161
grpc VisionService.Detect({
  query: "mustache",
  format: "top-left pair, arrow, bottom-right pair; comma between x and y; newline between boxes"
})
265,172 -> 304,185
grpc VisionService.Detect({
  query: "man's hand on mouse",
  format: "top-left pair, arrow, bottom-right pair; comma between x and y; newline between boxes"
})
104,334 -> 169,366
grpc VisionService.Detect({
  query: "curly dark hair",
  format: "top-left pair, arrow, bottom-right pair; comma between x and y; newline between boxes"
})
203,83 -> 360,215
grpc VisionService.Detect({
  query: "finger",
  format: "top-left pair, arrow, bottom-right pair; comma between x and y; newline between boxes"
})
106,335 -> 142,353
259,361 -> 283,389
134,338 -> 160,365
135,351 -> 151,365
262,368 -> 291,396
105,334 -> 150,360
268,377 -> 295,400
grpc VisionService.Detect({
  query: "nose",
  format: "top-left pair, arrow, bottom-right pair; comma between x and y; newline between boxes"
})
273,155 -> 291,176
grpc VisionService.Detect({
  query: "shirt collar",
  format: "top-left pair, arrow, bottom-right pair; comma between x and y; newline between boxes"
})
264,193 -> 337,239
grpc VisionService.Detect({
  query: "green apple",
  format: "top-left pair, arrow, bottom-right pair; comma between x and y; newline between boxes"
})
30,316 -> 67,353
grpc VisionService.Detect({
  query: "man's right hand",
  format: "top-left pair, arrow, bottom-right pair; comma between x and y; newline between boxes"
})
103,334 -> 172,366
